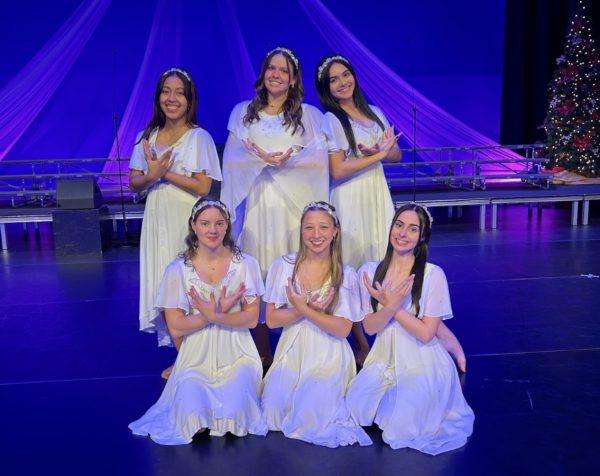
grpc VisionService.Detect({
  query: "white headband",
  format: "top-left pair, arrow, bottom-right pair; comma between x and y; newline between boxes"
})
191,200 -> 230,221
267,47 -> 299,69
317,55 -> 348,81
162,67 -> 191,82
303,201 -> 339,225
401,202 -> 434,227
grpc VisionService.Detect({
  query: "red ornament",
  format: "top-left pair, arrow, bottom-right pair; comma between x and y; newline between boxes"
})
588,50 -> 600,64
558,99 -> 576,115
573,134 -> 592,150
561,64 -> 577,82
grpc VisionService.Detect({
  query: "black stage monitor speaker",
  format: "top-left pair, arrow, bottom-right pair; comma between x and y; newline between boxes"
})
56,179 -> 103,209
52,207 -> 112,255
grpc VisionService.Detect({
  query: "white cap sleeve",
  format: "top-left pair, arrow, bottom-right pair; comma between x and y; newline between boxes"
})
263,255 -> 294,308
129,131 -> 148,173
332,265 -> 362,322
155,259 -> 190,314
322,112 -> 349,152
181,128 -> 222,180
357,261 -> 379,319
240,254 -> 266,303
420,264 -> 453,320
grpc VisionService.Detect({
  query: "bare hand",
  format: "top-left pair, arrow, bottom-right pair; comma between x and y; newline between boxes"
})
357,143 -> 380,156
378,126 -> 403,158
362,271 -> 384,302
219,283 -> 247,314
363,272 -> 413,311
143,139 -> 174,180
285,278 -> 308,311
307,286 -> 335,312
243,139 -> 292,166
188,287 -> 219,322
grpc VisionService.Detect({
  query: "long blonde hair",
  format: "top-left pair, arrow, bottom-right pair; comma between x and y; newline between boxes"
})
290,201 -> 343,314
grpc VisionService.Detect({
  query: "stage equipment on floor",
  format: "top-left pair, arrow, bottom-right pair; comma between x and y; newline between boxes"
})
53,178 -> 110,255
56,179 -> 103,209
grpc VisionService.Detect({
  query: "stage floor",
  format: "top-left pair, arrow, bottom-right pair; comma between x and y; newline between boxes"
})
1,204 -> 598,475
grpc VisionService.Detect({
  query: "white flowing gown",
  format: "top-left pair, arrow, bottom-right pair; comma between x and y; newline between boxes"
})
128,254 -> 267,444
346,262 -> 475,455
220,102 -> 329,279
130,127 -> 222,346
322,106 -> 395,268
261,254 -> 372,448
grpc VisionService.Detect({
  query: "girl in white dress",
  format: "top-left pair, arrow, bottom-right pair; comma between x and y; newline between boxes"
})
261,201 -> 372,448
129,68 -> 221,377
346,203 -> 474,455
221,48 -> 329,367
129,198 -> 267,445
315,55 -> 466,371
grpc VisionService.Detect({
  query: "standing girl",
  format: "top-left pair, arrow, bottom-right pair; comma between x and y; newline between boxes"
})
315,55 -> 400,366
315,55 -> 466,370
129,68 -> 221,376
221,48 -> 328,366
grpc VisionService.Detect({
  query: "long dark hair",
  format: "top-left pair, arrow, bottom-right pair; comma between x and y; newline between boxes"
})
289,201 -> 343,315
371,203 -> 432,316
244,47 -> 305,135
138,68 -> 199,143
315,55 -> 384,156
181,197 -> 242,264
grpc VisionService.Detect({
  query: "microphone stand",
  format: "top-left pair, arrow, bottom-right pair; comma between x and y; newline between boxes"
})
412,105 -> 417,203
112,114 -> 136,248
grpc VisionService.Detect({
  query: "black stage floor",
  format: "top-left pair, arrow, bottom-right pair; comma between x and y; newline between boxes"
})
1,203 -> 598,475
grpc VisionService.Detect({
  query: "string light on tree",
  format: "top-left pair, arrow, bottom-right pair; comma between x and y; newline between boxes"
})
544,0 -> 600,177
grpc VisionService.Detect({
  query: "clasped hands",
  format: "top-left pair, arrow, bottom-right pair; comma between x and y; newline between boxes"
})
243,139 -> 293,166
285,278 -> 335,314
357,126 -> 403,157
187,283 -> 246,322
362,272 -> 414,312
142,139 -> 174,180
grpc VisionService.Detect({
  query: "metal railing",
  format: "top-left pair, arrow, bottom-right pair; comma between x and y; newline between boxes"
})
385,143 -> 551,190
0,143 -> 551,207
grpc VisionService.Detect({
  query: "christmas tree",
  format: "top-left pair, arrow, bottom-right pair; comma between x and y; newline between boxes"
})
543,0 -> 600,177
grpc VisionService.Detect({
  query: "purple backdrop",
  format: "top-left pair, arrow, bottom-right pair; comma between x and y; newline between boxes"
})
0,0 -> 506,176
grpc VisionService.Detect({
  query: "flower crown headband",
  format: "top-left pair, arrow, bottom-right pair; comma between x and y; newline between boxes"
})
191,200 -> 230,221
267,47 -> 299,69
162,67 -> 191,82
317,55 -> 348,81
399,202 -> 434,227
303,201 -> 339,226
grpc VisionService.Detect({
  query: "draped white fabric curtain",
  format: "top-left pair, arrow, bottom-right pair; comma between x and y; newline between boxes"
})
101,0 -> 183,185
0,0 -> 111,161
299,0 -> 520,170
217,0 -> 256,101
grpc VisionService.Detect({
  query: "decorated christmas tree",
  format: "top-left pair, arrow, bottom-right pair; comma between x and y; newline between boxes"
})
543,0 -> 600,177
